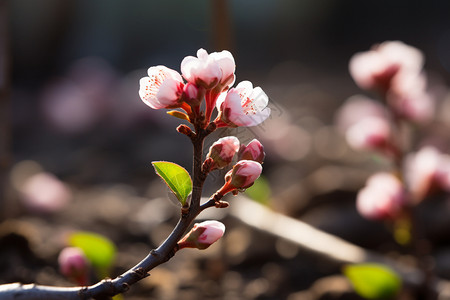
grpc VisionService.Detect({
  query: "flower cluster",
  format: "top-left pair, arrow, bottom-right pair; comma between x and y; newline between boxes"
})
139,49 -> 269,251
139,49 -> 270,128
349,41 -> 434,123
205,138 -> 265,195
339,41 -> 450,222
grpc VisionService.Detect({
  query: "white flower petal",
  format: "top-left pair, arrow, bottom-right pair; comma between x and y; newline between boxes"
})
139,77 -> 164,109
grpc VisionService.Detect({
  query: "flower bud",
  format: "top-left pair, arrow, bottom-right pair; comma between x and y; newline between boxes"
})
405,146 -> 450,203
387,73 -> 434,123
182,82 -> 200,106
345,116 -> 393,153
356,172 -> 406,220
219,160 -> 262,196
58,247 -> 90,285
206,136 -> 240,170
178,220 -> 225,250
238,139 -> 265,163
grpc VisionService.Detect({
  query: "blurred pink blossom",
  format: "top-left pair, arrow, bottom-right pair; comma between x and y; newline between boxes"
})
206,136 -> 240,170
345,116 -> 393,153
335,95 -> 389,132
19,172 -> 71,213
139,66 -> 184,109
216,81 -> 270,127
41,80 -> 102,134
178,220 -> 226,250
349,41 -> 423,93
387,73 -> 435,123
41,57 -> 116,134
357,172 -> 406,220
58,247 -> 90,285
405,146 -> 450,203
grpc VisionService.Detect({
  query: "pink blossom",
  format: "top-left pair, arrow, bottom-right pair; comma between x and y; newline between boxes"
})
349,41 -> 423,93
206,136 -> 240,170
178,220 -> 225,250
345,116 -> 392,152
405,147 -> 450,203
387,73 -> 434,123
238,139 -> 265,163
216,81 -> 270,127
181,49 -> 223,88
335,95 -> 389,133
139,66 -> 184,109
19,172 -> 71,213
357,172 -> 406,220
58,247 -> 90,285
209,50 -> 236,88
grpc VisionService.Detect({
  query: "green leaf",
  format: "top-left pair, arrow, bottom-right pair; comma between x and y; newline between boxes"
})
152,161 -> 192,206
245,176 -> 271,205
69,231 -> 116,278
343,263 -> 402,299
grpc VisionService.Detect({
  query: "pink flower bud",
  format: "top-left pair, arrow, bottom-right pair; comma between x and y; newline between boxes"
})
405,147 -> 450,203
238,139 -> 265,163
345,116 -> 392,152
349,41 -> 423,93
387,73 -> 434,123
178,220 -> 225,250
58,247 -> 90,285
139,66 -> 184,109
207,136 -> 240,170
216,81 -> 271,127
181,49 -> 222,88
182,82 -> 199,104
220,160 -> 262,195
357,172 -> 406,220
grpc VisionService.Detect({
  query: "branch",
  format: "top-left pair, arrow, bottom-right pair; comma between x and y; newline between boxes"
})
0,212 -> 199,300
0,128 -> 214,300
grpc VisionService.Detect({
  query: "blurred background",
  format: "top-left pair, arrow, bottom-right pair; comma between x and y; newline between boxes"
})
2,0 -> 450,299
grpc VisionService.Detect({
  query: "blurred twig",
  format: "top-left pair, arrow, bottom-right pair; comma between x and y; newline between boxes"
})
230,195 -> 450,297
211,0 -> 233,52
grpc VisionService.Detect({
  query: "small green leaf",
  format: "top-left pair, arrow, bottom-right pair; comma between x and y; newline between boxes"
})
245,176 -> 271,205
69,231 -> 116,278
152,161 -> 192,206
343,263 -> 402,299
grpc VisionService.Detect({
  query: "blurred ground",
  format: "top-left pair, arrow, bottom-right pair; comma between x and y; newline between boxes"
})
2,0 -> 450,299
